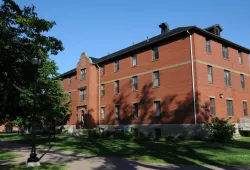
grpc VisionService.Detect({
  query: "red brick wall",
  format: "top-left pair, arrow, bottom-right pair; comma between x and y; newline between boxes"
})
193,33 -> 250,122
100,35 -> 195,125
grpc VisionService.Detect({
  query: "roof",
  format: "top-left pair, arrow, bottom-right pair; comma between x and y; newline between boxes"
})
204,24 -> 223,32
60,24 -> 250,77
95,26 -> 194,64
59,68 -> 76,78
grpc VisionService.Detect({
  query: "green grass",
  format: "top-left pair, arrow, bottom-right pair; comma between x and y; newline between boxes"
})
0,150 -> 23,160
0,163 -> 68,170
1,133 -> 250,165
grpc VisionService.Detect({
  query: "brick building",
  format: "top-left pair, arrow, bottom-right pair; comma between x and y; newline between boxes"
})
60,23 -> 250,136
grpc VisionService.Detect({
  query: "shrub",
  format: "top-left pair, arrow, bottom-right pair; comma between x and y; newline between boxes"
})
204,116 -> 235,143
82,129 -> 88,136
62,129 -> 68,135
165,136 -> 175,141
122,131 -> 134,140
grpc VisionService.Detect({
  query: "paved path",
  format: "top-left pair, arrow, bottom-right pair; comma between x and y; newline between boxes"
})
0,141 -> 250,170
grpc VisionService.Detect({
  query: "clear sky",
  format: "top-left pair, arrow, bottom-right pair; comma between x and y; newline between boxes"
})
14,0 -> 250,73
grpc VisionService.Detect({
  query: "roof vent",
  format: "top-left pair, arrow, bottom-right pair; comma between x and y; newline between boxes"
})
159,22 -> 170,34
204,24 -> 223,36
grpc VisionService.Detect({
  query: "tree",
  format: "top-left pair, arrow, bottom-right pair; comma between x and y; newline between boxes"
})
0,0 -> 69,126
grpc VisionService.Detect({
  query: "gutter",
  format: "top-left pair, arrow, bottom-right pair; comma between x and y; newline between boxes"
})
96,64 -> 101,126
187,30 -> 197,125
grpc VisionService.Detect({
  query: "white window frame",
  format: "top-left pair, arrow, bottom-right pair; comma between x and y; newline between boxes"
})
114,60 -> 119,72
243,101 -> 248,117
114,80 -> 119,94
132,76 -> 138,91
154,100 -> 161,117
226,100 -> 234,116
101,107 -> 105,119
152,47 -> 159,61
81,68 -> 86,80
206,39 -> 211,53
238,51 -> 243,64
224,70 -> 231,86
209,97 -> 215,116
115,105 -> 120,119
153,71 -> 160,87
207,65 -> 213,83
132,54 -> 137,67
132,103 -> 138,119
240,74 -> 245,89
222,45 -> 229,59
101,84 -> 105,97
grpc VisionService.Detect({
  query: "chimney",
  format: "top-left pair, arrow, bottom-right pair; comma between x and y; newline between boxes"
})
159,22 -> 170,34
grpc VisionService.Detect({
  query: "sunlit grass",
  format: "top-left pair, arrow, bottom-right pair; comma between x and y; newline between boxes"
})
0,162 -> 68,170
1,133 -> 250,165
0,150 -> 23,160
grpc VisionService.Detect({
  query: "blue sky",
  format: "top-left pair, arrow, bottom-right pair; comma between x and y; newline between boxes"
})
14,0 -> 250,73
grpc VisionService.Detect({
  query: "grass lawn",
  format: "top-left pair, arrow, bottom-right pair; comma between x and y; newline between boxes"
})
0,150 -> 23,160
0,163 -> 68,170
1,132 -> 250,165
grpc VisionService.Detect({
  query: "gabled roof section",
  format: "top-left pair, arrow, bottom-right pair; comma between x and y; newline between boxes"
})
205,24 -> 223,32
89,57 -> 99,63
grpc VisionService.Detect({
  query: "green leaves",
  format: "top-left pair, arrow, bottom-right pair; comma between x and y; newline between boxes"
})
0,0 -> 68,125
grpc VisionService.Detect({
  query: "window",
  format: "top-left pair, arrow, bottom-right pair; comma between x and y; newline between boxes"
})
114,60 -> 119,72
152,47 -> 159,60
210,98 -> 215,115
100,65 -> 105,76
243,101 -> 248,116
207,65 -> 213,83
206,39 -> 211,53
132,54 -> 137,67
240,74 -> 245,89
101,84 -> 105,97
153,71 -> 160,87
114,80 -> 119,94
80,89 -> 86,101
222,45 -> 228,59
68,92 -> 72,102
224,70 -> 231,86
132,103 -> 138,118
69,77 -> 72,85
154,101 -> 161,117
81,68 -> 86,80
115,105 -> 120,119
132,76 -> 138,91
238,52 -> 242,64
101,107 -> 105,119
226,100 -> 234,116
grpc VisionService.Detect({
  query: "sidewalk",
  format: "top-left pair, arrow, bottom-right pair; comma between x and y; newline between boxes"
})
0,141 -> 250,170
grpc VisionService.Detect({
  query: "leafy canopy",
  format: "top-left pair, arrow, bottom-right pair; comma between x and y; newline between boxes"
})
0,0 -> 69,125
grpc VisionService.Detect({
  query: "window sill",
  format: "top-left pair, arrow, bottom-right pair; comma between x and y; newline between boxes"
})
223,57 -> 230,61
132,90 -> 138,92
114,71 -> 119,73
132,117 -> 138,120
153,86 -> 160,89
225,85 -> 232,88
152,59 -> 159,62
80,79 -> 86,81
206,52 -> 212,55
131,65 -> 137,68
114,93 -> 120,96
208,82 -> 213,84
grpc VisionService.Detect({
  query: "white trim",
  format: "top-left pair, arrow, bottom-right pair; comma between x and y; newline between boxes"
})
226,98 -> 233,100
209,96 -> 216,98
242,100 -> 247,102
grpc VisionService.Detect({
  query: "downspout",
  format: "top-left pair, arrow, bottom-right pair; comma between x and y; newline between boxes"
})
187,30 -> 197,125
96,64 -> 101,126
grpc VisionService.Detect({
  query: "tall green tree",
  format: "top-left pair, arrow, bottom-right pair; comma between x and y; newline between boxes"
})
0,0 -> 69,125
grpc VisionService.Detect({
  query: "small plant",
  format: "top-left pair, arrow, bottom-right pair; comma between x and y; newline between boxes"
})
165,136 -> 174,141
62,129 -> 68,135
204,116 -> 235,143
122,131 -> 134,140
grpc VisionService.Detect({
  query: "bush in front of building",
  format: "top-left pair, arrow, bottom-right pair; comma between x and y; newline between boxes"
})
204,116 -> 235,143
